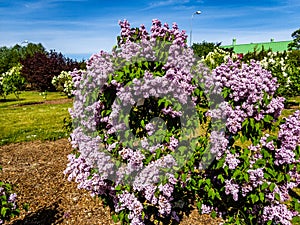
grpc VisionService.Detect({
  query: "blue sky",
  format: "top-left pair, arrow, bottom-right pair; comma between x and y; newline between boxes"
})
1,0 -> 300,60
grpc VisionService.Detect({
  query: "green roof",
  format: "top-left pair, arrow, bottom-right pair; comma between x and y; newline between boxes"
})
221,40 -> 293,54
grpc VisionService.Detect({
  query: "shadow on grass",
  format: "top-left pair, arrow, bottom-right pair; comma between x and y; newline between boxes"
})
11,101 -> 44,107
11,202 -> 64,225
0,98 -> 25,103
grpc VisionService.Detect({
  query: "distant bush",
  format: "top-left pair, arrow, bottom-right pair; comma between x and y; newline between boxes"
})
192,41 -> 222,58
20,50 -> 82,91
201,47 -> 238,69
0,63 -> 26,99
52,71 -> 73,97
52,69 -> 85,97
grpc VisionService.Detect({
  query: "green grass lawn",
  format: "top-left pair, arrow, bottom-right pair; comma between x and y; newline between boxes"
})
0,91 -> 72,145
0,91 -> 68,108
0,91 -> 299,146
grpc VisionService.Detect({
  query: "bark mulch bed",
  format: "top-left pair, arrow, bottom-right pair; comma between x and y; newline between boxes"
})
0,139 -> 221,225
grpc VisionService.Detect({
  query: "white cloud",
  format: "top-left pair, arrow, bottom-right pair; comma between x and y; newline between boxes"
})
143,0 -> 190,10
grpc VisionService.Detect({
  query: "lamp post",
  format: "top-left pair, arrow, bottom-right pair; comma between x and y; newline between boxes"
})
21,40 -> 28,45
190,10 -> 201,47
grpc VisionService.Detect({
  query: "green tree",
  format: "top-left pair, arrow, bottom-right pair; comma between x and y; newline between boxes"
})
0,43 -> 46,75
288,28 -> 300,50
191,41 -> 222,58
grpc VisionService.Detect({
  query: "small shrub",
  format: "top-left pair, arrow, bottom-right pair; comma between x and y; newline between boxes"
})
0,64 -> 26,99
52,70 -> 84,97
20,51 -> 81,91
0,166 -> 20,224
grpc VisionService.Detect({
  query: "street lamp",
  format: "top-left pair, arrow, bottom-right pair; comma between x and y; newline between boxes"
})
190,10 -> 201,47
21,40 -> 29,45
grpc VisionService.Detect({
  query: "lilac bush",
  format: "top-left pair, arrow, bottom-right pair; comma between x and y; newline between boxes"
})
192,59 -> 300,224
64,19 -> 300,224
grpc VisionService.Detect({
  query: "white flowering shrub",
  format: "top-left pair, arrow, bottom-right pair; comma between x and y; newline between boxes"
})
52,70 -> 84,97
64,19 -> 300,225
259,51 -> 300,97
0,63 -> 26,99
202,47 -> 238,69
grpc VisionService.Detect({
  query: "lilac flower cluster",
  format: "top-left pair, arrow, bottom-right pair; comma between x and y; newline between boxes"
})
109,72 -> 188,139
118,19 -> 187,47
206,59 -> 285,134
247,168 -> 264,187
262,203 -> 295,225
201,203 -> 213,214
275,110 -> 300,165
0,187 -> 17,211
208,130 -> 228,160
150,19 -> 188,46
224,179 -> 239,201
224,151 -> 240,170
63,154 -> 110,196
116,191 -> 144,225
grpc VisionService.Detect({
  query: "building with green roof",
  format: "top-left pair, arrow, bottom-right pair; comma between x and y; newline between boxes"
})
220,38 -> 293,54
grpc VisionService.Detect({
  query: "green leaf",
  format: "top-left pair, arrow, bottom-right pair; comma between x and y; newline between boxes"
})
217,174 -> 225,183
250,194 -> 259,204
233,169 -> 242,179
275,193 -> 281,201
261,182 -> 269,190
240,135 -> 248,143
112,214 -> 119,223
243,173 -> 249,182
250,118 -> 255,129
259,192 -> 264,202
211,211 -> 217,219
269,183 -> 276,192
1,207 -> 7,217
277,173 -> 285,182
208,188 -> 215,199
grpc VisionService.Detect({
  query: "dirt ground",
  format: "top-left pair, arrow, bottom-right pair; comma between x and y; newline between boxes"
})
0,138 -> 222,225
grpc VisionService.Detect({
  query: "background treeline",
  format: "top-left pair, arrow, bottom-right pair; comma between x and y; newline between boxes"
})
0,43 -> 86,97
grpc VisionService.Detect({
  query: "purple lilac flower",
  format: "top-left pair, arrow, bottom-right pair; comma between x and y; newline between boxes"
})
248,168 -> 264,187
275,110 -> 300,165
201,204 -> 213,214
127,150 -> 145,173
8,193 -> 17,203
145,122 -> 155,135
158,195 -> 172,216
158,183 -> 174,198
144,184 -> 158,204
208,131 -> 228,160
262,203 -> 294,225
117,191 -> 144,224
224,179 -> 239,201
224,150 -> 240,169
168,136 -> 179,151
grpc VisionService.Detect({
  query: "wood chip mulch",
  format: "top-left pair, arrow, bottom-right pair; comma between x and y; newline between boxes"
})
0,139 -> 221,225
